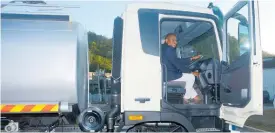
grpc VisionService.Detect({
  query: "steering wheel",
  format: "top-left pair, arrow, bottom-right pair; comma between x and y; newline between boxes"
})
188,55 -> 204,71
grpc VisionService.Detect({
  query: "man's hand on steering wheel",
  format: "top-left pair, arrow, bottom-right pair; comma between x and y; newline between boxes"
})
192,71 -> 200,77
191,55 -> 202,61
189,54 -> 203,72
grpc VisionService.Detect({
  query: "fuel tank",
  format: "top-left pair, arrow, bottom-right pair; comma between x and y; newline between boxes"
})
1,13 -> 89,113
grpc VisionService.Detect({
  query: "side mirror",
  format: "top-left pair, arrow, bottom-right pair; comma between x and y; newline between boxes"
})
238,22 -> 249,55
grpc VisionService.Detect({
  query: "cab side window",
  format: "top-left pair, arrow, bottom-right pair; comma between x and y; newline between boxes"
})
227,4 -> 250,64
138,9 -> 159,56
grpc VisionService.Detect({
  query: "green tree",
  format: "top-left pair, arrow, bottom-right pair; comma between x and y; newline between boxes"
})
263,51 -> 275,58
228,34 -> 239,63
88,34 -> 112,72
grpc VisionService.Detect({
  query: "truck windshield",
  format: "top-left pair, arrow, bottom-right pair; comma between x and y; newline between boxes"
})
161,19 -> 219,60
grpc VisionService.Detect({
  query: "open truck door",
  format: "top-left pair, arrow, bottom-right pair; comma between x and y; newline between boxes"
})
220,0 -> 263,127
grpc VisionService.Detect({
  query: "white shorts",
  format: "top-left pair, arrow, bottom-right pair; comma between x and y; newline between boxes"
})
168,73 -> 197,99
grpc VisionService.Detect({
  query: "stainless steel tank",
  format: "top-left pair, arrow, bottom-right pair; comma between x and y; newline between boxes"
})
1,13 -> 89,113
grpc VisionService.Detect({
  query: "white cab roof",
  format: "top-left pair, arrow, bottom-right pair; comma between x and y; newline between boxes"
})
125,2 -> 214,15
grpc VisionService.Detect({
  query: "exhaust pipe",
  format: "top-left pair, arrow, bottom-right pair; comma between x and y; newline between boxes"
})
106,105 -> 119,132
106,91 -> 120,132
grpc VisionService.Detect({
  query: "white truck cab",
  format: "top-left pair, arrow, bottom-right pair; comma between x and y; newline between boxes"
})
1,0 -> 268,132
109,0 -> 264,132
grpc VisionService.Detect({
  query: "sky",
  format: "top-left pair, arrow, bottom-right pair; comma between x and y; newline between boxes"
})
41,0 -> 236,38
0,0 -> 238,38
1,0 -> 274,54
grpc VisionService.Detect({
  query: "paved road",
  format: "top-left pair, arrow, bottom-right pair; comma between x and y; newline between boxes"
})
240,105 -> 274,132
239,126 -> 271,132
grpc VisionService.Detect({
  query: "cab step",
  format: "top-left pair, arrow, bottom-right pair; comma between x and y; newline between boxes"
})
196,128 -> 221,132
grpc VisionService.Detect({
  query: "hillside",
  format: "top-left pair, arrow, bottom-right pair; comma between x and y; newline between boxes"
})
88,32 -> 112,72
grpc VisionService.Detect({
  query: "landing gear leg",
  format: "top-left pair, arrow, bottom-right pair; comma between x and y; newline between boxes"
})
44,114 -> 65,132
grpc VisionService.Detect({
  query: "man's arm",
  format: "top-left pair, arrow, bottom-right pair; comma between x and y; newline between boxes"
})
166,48 -> 191,73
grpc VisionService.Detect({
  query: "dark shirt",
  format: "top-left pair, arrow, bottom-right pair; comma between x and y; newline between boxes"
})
161,43 -> 191,81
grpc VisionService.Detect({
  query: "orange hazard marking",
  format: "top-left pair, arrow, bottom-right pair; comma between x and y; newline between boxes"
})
1,104 -> 59,113
1,105 -> 15,113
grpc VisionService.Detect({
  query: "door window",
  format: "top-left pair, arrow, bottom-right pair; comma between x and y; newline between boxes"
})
226,4 -> 250,64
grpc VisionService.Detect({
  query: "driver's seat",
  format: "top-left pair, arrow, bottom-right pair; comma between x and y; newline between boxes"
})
166,81 -> 186,104
160,48 -> 190,104
162,63 -> 187,104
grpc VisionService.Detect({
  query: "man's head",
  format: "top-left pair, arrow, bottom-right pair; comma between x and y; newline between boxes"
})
165,33 -> 177,48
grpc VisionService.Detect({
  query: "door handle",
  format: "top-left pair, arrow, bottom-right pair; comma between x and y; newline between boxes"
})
253,58 -> 261,65
253,61 -> 260,65
135,98 -> 150,103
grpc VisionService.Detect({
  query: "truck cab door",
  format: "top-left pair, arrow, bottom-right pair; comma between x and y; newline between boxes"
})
220,1 -> 263,127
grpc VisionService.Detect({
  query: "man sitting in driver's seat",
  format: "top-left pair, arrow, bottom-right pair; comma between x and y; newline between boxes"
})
162,33 -> 201,104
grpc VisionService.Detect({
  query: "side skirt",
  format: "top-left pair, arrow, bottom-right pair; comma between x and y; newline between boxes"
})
119,101 -> 223,132
122,111 -> 195,132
